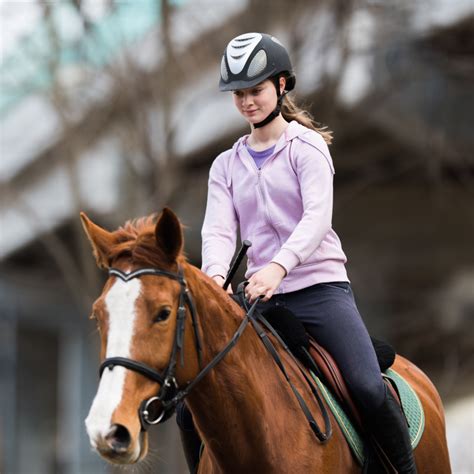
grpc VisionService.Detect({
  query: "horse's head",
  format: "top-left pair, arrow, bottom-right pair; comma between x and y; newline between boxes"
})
81,208 -> 200,464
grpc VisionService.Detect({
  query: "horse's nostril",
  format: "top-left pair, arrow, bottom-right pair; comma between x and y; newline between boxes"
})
106,424 -> 131,452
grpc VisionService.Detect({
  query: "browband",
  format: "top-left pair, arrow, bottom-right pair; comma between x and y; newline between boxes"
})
109,267 -> 185,284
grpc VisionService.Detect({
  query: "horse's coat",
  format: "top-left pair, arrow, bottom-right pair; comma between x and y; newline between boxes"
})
81,208 -> 451,473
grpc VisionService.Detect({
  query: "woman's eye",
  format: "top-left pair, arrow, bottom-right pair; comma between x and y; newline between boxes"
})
154,308 -> 171,323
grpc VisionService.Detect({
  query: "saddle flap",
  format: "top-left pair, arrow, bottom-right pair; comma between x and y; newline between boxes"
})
308,339 -> 364,428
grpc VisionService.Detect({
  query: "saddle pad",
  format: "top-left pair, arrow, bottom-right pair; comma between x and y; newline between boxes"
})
384,368 -> 425,449
311,368 -> 425,465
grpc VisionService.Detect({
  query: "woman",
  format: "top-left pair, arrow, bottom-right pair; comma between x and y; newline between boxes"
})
179,32 -> 416,473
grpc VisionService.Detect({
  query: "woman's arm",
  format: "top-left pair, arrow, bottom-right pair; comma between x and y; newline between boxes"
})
201,153 -> 238,280
271,138 -> 335,275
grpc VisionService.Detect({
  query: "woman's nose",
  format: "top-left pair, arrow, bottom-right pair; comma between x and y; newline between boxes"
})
241,93 -> 252,107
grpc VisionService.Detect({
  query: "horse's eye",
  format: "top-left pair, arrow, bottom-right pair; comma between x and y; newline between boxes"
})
154,307 -> 172,323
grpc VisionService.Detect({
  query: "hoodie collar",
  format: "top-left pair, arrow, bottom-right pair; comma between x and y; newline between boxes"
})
226,121 -> 310,187
234,120 -> 309,156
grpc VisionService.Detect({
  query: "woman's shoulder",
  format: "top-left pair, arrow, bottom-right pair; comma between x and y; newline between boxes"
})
214,148 -> 233,163
288,123 -> 334,173
291,124 -> 330,153
209,136 -> 245,185
212,134 -> 247,167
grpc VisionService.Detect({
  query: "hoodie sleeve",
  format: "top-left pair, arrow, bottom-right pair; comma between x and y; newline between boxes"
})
201,151 -> 238,278
271,133 -> 335,274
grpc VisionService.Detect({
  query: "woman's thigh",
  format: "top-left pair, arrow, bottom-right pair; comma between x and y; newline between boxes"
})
278,283 -> 386,411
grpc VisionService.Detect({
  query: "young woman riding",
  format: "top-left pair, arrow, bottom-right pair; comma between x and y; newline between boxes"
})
178,32 -> 417,473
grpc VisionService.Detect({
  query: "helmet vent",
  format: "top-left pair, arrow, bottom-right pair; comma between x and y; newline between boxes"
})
226,32 -> 263,74
231,43 -> 250,49
247,49 -> 267,78
234,35 -> 256,42
220,56 -> 229,82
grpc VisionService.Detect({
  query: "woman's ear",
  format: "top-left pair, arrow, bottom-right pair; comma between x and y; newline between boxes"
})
279,76 -> 287,94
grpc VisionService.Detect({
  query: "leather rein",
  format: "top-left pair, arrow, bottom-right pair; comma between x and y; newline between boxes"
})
99,265 -> 332,443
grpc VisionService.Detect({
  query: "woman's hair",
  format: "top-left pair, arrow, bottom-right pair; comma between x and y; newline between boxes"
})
281,94 -> 333,145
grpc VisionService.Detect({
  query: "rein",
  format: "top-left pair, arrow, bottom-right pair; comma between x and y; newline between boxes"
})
236,284 -> 332,443
99,265 -> 331,443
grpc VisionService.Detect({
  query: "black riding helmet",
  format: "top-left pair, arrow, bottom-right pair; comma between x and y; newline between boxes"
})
219,32 -> 296,128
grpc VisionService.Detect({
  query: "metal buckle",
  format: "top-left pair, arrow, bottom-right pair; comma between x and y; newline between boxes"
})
164,376 -> 177,388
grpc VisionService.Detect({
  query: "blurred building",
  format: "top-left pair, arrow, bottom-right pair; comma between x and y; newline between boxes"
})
0,1 -> 473,473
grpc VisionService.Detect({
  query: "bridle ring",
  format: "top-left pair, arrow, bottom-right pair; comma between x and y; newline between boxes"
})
141,397 -> 167,425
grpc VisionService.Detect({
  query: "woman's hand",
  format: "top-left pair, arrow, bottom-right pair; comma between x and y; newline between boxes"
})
245,262 -> 286,303
212,275 -> 233,294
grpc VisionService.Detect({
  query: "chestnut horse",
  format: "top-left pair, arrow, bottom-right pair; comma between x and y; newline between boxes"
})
81,208 -> 451,473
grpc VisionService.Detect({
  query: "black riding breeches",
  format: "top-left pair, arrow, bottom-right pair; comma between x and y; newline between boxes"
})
257,281 -> 386,414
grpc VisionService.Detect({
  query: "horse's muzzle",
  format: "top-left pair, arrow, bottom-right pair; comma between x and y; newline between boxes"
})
93,424 -> 142,464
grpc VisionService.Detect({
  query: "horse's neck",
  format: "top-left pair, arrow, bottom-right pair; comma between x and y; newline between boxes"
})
188,270 -> 264,383
185,268 -> 291,468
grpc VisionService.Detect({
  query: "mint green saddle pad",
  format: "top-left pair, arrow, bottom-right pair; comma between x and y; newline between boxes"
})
311,368 -> 425,465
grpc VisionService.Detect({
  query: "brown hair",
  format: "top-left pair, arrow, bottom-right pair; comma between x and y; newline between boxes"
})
281,94 -> 333,145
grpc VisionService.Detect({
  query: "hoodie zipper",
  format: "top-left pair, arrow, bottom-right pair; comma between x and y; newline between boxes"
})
256,164 -> 281,248
243,140 -> 285,251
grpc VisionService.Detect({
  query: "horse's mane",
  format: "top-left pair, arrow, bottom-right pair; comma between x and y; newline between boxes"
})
107,214 -> 186,268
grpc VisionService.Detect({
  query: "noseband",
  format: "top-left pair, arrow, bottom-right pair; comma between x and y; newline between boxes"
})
99,266 -> 253,431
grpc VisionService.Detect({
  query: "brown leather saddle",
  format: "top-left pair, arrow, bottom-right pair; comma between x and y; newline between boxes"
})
308,338 -> 401,429
260,305 -> 401,434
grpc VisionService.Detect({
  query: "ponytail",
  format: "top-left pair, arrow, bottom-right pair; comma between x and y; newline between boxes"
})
281,95 -> 333,145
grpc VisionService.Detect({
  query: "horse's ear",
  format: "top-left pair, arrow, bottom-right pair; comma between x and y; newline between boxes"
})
80,212 -> 115,269
155,208 -> 183,262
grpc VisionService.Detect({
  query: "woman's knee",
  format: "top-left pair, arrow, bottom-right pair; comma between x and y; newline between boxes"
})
348,376 -> 386,413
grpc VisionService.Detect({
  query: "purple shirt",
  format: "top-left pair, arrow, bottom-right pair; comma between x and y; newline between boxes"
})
246,144 -> 275,169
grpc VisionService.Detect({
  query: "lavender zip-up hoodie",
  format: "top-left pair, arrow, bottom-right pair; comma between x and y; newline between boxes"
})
201,121 -> 348,293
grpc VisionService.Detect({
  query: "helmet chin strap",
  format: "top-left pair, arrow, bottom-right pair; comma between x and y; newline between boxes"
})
253,78 -> 287,129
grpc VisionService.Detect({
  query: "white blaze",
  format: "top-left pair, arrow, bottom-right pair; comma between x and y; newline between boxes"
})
85,277 -> 141,447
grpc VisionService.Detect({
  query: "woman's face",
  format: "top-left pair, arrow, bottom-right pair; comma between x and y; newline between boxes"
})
232,79 -> 281,125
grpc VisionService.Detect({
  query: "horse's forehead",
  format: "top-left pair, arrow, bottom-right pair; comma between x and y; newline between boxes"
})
105,277 -> 142,312
99,272 -> 177,308
140,275 -> 179,296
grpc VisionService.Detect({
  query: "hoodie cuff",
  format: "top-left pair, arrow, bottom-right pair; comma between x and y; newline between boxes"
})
203,264 -> 228,279
271,248 -> 300,275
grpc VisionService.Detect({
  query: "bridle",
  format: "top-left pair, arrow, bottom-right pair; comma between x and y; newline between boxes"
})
99,265 -> 255,431
99,265 -> 332,442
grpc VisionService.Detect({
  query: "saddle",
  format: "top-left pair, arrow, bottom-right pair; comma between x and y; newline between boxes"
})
260,305 -> 400,434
